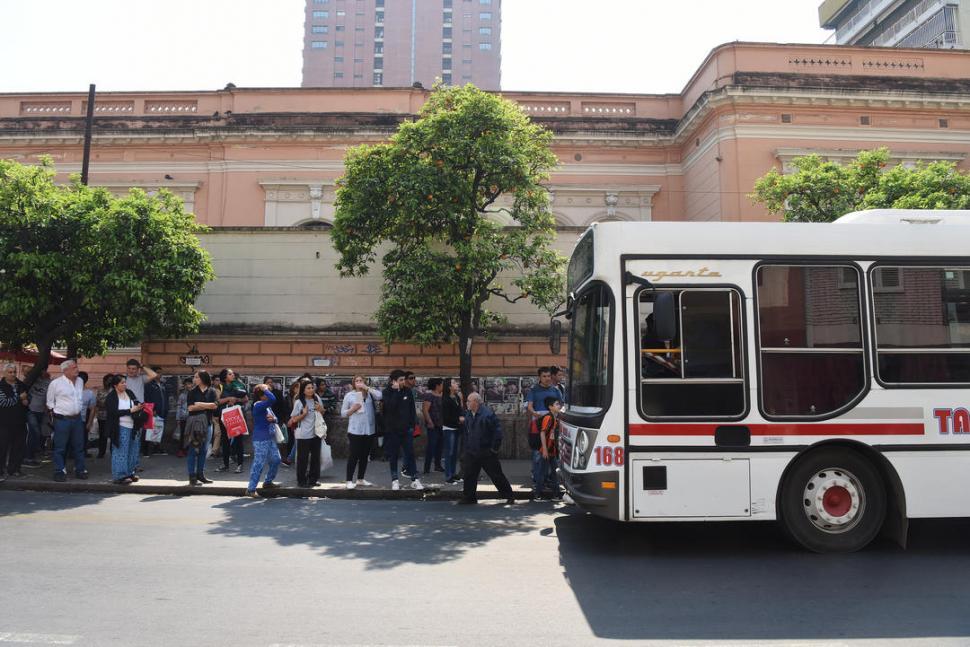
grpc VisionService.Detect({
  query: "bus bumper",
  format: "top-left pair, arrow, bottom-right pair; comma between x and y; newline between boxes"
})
558,467 -> 620,519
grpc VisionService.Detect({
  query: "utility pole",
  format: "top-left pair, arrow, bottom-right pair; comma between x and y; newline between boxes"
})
70,84 -> 96,361
80,83 -> 96,185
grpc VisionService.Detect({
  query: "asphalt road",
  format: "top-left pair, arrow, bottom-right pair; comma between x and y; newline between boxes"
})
2,491 -> 970,646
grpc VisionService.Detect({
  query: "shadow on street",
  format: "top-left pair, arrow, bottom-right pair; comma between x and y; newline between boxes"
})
0,490 -> 119,518
208,497 -> 541,569
555,510 -> 970,641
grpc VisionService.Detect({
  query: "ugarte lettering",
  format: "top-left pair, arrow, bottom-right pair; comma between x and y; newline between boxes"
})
640,267 -> 722,282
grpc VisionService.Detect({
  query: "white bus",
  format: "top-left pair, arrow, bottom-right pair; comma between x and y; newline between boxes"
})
557,210 -> 970,552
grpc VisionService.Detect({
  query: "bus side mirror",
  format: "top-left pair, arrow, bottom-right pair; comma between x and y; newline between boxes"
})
549,319 -> 562,354
653,292 -> 677,341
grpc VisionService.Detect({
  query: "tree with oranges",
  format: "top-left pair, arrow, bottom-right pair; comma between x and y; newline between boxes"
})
332,84 -> 565,394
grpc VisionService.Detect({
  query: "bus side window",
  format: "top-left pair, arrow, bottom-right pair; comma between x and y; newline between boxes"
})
639,289 -> 745,418
757,265 -> 865,417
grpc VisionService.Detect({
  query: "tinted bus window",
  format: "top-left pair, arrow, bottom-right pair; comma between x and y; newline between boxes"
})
872,266 -> 970,384
757,265 -> 865,417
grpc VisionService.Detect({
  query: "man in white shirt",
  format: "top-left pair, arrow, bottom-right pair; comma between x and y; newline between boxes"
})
46,359 -> 87,482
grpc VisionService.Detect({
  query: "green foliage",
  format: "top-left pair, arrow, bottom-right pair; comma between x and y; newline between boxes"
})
0,158 -> 214,383
751,148 -> 970,222
332,84 -> 565,385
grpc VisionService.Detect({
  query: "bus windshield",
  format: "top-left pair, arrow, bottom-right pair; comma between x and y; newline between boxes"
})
568,283 -> 613,413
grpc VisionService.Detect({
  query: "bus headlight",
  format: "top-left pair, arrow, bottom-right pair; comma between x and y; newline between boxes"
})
574,429 -> 596,470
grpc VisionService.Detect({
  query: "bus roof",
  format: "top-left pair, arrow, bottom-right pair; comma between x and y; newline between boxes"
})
589,210 -> 970,260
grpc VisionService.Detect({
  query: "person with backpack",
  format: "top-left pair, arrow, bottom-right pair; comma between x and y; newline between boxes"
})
525,367 -> 561,496
534,396 -> 563,500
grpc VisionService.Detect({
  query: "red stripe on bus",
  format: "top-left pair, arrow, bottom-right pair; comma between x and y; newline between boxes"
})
628,423 -> 925,436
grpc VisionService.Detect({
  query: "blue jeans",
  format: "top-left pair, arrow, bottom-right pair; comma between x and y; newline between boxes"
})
384,429 -> 418,481
423,426 -> 443,473
532,452 -> 560,496
443,428 -> 460,480
26,410 -> 45,460
110,426 -> 139,480
53,416 -> 86,476
186,424 -> 212,477
531,449 -> 545,492
248,439 -> 281,491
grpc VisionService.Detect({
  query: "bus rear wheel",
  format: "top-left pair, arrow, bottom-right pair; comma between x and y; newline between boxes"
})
779,448 -> 886,553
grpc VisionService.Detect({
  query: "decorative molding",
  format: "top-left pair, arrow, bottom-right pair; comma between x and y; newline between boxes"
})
775,146 -> 966,172
788,56 -> 852,70
94,181 -> 200,213
259,180 -> 336,227
20,101 -> 72,115
547,185 -> 660,225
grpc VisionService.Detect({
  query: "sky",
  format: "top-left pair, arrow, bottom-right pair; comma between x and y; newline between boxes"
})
0,0 -> 831,95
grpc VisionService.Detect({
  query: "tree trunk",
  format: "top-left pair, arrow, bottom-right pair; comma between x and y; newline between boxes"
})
458,313 -> 474,398
22,341 -> 53,388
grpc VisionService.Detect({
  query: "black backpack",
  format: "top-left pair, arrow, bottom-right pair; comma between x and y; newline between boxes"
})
528,414 -> 551,450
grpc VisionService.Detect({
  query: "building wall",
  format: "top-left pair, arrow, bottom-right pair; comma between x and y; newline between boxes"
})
3,42 -> 970,373
301,0 -> 501,89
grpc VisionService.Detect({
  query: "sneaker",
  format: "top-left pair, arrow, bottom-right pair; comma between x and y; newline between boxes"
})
244,490 -> 261,498
234,465 -> 243,474
391,480 -> 401,491
346,481 -> 356,489
9,471 -> 24,479
434,466 -> 445,472
412,479 -> 424,491
262,481 -> 281,489
53,472 -> 67,483
356,479 -> 373,487
75,471 -> 89,480
0,473 -> 6,483
216,465 -> 229,472
22,459 -> 41,468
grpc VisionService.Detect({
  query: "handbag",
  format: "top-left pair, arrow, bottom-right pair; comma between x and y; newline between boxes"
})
221,405 -> 249,438
313,411 -> 328,439
272,422 -> 286,444
142,403 -> 155,429
87,418 -> 100,441
131,408 -> 149,429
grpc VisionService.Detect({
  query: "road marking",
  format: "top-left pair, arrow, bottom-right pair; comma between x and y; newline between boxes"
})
0,633 -> 79,645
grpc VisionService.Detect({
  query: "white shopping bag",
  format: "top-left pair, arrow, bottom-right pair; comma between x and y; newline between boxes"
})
319,440 -> 334,473
87,418 -> 100,442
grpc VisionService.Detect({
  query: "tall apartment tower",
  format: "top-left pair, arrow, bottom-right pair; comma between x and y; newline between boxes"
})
819,0 -> 968,48
302,0 -> 501,89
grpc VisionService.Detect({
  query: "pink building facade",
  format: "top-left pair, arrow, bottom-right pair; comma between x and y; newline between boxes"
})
1,42 -> 969,379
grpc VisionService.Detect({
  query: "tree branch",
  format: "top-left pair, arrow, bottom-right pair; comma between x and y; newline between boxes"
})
487,287 -> 528,304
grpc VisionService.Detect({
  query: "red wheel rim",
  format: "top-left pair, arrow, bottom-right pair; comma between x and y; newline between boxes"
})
822,485 -> 852,517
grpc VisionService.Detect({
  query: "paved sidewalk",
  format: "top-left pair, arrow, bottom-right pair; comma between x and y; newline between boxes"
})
0,450 -> 541,500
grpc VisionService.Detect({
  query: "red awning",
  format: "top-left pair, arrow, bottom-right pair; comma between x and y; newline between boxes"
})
0,349 -> 68,365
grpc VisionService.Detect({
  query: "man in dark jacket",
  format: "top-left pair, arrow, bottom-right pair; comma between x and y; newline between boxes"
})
460,392 -> 514,505
381,369 -> 423,491
142,367 -> 168,456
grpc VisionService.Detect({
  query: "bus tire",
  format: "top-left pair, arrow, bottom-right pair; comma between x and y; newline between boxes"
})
779,447 -> 886,553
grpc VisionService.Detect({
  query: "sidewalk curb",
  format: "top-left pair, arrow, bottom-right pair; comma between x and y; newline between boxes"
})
0,480 -> 533,501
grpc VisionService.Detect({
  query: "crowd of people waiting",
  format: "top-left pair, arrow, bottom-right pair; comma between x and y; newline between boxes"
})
0,359 -> 569,504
